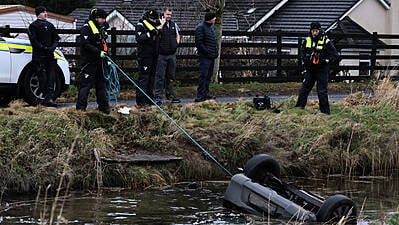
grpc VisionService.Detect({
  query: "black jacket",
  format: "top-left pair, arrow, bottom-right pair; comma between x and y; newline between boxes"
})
195,21 -> 218,59
301,30 -> 338,70
28,19 -> 60,60
80,20 -> 108,65
159,20 -> 179,55
135,18 -> 160,58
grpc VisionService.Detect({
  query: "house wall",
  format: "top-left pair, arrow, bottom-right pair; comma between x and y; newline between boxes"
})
349,0 -> 390,34
348,0 -> 399,76
107,14 -> 135,55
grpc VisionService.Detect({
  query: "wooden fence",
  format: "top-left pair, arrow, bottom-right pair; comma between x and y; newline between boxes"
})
2,26 -> 399,84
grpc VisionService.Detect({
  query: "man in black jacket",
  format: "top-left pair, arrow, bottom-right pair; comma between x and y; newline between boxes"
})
28,6 -> 60,107
76,8 -> 110,114
194,11 -> 219,102
154,7 -> 181,105
135,9 -> 165,106
295,22 -> 338,114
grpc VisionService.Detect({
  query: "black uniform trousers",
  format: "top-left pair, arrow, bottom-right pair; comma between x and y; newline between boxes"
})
136,56 -> 156,106
34,57 -> 57,101
296,66 -> 330,114
76,62 -> 109,112
197,56 -> 215,99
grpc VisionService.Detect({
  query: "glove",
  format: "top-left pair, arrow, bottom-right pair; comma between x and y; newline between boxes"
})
100,51 -> 107,58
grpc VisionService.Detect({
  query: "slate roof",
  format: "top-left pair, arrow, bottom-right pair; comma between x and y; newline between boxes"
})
69,0 -> 386,35
224,0 -> 282,31
68,8 -> 90,28
259,0 -> 360,32
329,16 -> 386,47
69,0 -> 284,31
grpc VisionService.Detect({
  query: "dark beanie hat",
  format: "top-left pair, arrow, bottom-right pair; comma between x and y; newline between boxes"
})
90,8 -> 107,20
204,11 -> 216,21
35,6 -> 46,16
95,9 -> 107,19
310,22 -> 321,30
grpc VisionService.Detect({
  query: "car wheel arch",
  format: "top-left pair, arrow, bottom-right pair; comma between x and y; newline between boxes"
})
18,62 -> 64,105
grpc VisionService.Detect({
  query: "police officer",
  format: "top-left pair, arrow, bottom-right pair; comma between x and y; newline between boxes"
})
295,22 -> 338,114
154,7 -> 181,105
135,9 -> 165,106
28,6 -> 60,107
76,8 -> 110,114
194,11 -> 218,102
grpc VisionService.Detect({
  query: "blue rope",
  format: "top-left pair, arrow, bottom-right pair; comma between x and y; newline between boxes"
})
105,56 -> 233,177
102,60 -> 120,102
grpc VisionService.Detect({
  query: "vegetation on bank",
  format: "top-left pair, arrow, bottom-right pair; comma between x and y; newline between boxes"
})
0,80 -> 398,197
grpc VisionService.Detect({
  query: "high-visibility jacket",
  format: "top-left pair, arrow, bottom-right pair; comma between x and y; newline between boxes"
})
302,34 -> 338,67
79,20 -> 108,64
135,18 -> 160,58
305,35 -> 327,51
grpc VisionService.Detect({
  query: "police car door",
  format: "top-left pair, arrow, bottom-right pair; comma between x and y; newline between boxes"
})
0,37 -> 11,83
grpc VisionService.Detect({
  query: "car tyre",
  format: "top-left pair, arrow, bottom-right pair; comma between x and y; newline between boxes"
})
243,154 -> 281,184
0,96 -> 12,106
22,66 -> 61,106
316,194 -> 357,223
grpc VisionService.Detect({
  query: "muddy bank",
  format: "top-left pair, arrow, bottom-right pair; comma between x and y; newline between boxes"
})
0,89 -> 398,196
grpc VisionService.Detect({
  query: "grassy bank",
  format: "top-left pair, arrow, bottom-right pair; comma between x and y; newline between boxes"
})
0,80 -> 398,196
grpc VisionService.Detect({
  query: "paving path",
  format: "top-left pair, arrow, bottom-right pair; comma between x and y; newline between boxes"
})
58,93 -> 350,108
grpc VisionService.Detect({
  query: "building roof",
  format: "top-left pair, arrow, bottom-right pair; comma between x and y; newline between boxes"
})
224,0 -> 282,31
329,16 -> 386,47
259,0 -> 360,32
69,0 -> 390,33
69,0 -> 282,31
0,5 -> 76,23
68,8 -> 90,28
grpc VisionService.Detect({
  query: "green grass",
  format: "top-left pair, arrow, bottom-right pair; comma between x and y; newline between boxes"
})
0,80 -> 398,195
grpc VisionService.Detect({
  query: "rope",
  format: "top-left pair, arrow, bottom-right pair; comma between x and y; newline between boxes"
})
105,56 -> 233,177
102,60 -> 120,102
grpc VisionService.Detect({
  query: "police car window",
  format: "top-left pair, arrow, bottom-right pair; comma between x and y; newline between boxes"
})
0,37 -> 5,41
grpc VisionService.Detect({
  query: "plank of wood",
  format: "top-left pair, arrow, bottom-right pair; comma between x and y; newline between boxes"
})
101,153 -> 183,164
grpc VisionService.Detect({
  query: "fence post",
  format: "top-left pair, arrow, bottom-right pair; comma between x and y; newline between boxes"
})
297,37 -> 302,80
277,30 -> 282,78
110,27 -> 117,59
370,32 -> 377,76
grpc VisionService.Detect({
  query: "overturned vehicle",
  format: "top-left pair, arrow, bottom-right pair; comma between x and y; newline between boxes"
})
224,154 -> 357,223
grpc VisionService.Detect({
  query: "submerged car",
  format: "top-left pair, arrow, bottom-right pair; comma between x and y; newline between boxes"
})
224,154 -> 357,223
0,36 -> 70,106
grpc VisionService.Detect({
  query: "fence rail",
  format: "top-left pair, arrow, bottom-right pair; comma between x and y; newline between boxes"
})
1,26 -> 399,84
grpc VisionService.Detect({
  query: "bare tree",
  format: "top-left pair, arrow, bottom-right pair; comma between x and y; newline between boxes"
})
199,0 -> 225,83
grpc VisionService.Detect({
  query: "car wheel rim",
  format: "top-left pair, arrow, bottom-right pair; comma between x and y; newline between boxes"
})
30,73 -> 44,99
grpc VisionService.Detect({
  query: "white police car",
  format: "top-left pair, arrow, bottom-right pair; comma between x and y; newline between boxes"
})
0,36 -> 70,106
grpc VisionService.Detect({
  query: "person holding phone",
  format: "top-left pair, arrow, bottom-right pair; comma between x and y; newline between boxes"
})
154,7 -> 181,105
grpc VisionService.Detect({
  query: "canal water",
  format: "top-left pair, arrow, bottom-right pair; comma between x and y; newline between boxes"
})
1,176 -> 398,224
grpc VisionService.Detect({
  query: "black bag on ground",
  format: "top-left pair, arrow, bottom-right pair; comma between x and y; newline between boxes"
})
253,95 -> 271,110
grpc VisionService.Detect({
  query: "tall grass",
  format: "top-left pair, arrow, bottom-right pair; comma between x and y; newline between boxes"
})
0,79 -> 398,196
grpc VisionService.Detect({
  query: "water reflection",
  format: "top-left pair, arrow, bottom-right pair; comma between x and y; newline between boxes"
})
0,177 -> 398,224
